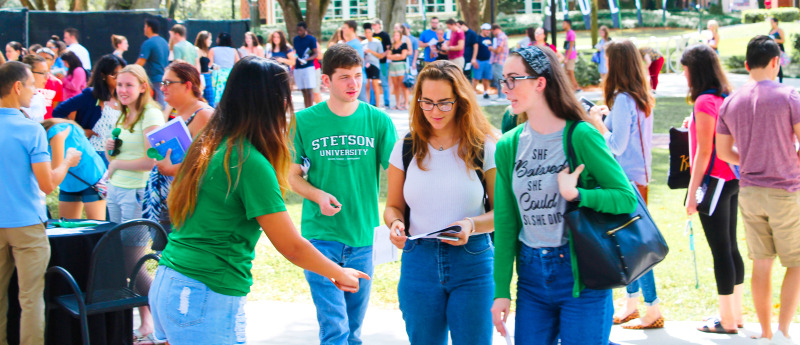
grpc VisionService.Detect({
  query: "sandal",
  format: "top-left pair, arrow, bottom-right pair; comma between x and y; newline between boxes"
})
613,309 -> 640,325
697,319 -> 737,334
134,333 -> 166,345
702,316 -> 742,331
622,316 -> 665,330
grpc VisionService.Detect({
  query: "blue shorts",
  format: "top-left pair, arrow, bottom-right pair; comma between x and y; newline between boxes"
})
59,186 -> 102,203
473,60 -> 493,81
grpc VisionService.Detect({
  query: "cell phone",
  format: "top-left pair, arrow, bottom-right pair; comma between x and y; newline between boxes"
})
579,97 -> 595,115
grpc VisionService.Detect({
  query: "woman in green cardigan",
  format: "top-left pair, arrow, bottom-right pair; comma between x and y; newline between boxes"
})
490,46 -> 637,345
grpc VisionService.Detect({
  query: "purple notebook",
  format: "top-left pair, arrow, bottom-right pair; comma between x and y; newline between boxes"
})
147,118 -> 192,164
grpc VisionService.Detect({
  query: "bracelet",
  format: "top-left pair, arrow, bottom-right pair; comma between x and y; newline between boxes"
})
465,217 -> 476,235
390,218 -> 403,227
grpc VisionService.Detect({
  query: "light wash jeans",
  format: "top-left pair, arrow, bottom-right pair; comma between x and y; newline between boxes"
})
625,269 -> 660,306
304,239 -> 373,345
398,234 -> 494,345
515,244 -> 613,345
150,266 -> 246,345
106,185 -> 143,224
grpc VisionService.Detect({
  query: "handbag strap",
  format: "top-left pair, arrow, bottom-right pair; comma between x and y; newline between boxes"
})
67,170 -> 98,190
566,120 -> 583,189
692,89 -> 728,183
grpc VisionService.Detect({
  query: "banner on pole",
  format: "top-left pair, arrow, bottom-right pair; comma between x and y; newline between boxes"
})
635,0 -> 644,26
544,5 -> 552,32
577,0 -> 592,29
609,0 -> 621,28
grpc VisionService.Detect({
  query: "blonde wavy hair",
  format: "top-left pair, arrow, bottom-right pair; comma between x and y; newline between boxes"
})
115,64 -> 161,131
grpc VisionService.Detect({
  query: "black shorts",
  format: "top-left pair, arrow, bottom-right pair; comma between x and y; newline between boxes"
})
366,64 -> 381,80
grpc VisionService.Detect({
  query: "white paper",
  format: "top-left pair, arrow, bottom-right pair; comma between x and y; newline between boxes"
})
372,225 -> 399,265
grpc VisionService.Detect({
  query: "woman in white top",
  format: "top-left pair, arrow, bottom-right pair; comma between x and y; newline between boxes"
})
209,32 -> 240,105
384,60 -> 497,345
238,31 -> 265,58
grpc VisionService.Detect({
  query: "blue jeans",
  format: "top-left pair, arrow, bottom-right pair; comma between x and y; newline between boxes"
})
358,68 -> 368,102
304,240 -> 374,345
492,63 -> 505,98
202,73 -> 214,107
398,234 -> 494,345
515,244 -> 612,345
379,62 -> 390,106
625,269 -> 659,305
150,266 -> 247,345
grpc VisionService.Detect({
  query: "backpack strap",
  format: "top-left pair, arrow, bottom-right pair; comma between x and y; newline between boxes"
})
401,133 -> 413,236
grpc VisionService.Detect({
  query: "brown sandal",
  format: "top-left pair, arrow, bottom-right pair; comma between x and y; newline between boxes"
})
613,310 -> 640,325
622,316 -> 665,330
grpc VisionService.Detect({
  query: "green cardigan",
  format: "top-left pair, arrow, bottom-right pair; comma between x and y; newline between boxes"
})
493,120 -> 637,299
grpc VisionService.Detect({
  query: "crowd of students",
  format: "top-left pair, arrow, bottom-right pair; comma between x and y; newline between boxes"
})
1,16 -> 799,345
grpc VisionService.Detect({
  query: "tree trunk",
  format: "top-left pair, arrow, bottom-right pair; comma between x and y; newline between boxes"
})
480,0 -> 493,28
591,0 -> 598,45
34,0 -> 45,10
378,0 -> 407,33
19,0 -> 38,10
390,0 -> 406,29
277,0 -> 303,38
46,0 -> 56,10
457,0 -> 482,32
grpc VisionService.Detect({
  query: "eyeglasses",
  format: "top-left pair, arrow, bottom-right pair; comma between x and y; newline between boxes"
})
418,100 -> 455,112
160,80 -> 184,88
32,70 -> 49,77
499,75 -> 541,90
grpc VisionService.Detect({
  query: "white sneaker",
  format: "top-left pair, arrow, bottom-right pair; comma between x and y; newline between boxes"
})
756,337 -> 773,345
773,330 -> 796,345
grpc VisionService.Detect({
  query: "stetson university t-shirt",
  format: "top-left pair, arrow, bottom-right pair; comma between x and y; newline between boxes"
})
160,139 -> 286,296
294,101 -> 398,247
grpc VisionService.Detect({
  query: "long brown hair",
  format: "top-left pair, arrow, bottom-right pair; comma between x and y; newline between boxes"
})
408,60 -> 496,171
680,43 -> 731,102
115,64 -> 160,132
510,47 -> 585,122
168,57 -> 294,229
603,40 -> 654,116
194,31 -> 211,53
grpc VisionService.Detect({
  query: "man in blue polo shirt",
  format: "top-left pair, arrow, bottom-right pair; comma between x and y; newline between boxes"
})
136,18 -> 169,107
0,61 -> 81,345
418,16 -> 440,70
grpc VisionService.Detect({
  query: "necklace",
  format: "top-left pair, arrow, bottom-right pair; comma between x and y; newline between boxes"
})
430,136 -> 453,151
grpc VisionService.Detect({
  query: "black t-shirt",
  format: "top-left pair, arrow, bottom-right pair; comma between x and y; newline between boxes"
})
390,43 -> 408,62
435,41 -> 448,61
477,35 -> 492,61
376,31 -> 392,63
464,29 -> 478,61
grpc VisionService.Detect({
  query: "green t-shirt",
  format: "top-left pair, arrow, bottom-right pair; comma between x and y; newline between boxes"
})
160,139 -> 287,296
172,40 -> 198,65
110,104 -> 165,189
294,101 -> 398,247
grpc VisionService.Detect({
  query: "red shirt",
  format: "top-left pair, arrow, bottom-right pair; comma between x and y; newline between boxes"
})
40,76 -> 63,119
448,30 -> 465,60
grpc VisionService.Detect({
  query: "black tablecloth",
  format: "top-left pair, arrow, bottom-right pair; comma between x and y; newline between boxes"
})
6,222 -> 133,345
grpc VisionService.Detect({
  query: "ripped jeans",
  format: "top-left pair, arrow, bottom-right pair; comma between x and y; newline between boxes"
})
149,266 -> 246,345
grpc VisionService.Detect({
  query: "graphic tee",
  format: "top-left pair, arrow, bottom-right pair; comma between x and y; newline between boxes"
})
512,123 -> 568,248
293,101 -> 398,247
41,76 -> 63,119
161,139 -> 287,296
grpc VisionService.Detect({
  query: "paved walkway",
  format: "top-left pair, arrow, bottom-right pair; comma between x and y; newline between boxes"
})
239,301 -> 800,344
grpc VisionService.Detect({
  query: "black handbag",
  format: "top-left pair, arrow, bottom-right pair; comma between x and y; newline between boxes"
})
563,121 -> 669,290
668,127 -> 690,189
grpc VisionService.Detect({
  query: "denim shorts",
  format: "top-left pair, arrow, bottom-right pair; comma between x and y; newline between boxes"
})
473,60 -> 493,80
150,266 -> 246,345
58,186 -> 102,203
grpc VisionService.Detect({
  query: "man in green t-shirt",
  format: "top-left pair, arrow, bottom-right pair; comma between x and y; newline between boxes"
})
290,44 -> 398,345
169,24 -> 197,68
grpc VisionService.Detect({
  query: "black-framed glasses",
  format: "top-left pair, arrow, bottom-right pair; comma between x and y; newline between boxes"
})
499,75 -> 541,90
160,80 -> 184,88
418,100 -> 455,112
32,70 -> 49,77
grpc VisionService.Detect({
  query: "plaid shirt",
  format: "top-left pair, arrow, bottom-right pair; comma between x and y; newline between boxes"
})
490,32 -> 508,64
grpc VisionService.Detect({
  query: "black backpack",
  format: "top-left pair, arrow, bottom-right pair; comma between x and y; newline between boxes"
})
400,132 -> 492,236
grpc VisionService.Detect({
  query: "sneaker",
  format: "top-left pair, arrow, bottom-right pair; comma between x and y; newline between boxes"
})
774,331 -> 795,345
483,93 -> 489,99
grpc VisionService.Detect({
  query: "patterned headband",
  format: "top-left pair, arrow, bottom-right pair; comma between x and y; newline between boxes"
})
515,46 -> 551,78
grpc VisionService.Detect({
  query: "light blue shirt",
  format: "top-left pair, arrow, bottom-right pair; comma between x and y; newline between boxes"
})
603,92 -> 653,186
0,108 -> 50,227
47,123 -> 106,193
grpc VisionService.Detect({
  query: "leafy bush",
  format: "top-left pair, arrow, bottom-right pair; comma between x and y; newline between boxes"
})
575,53 -> 601,87
725,55 -> 747,73
741,8 -> 800,23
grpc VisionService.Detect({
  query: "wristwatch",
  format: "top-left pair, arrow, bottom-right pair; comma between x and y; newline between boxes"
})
572,190 -> 582,203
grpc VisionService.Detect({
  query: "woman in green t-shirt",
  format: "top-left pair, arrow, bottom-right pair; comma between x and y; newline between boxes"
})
103,64 -> 165,340
149,56 -> 369,345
